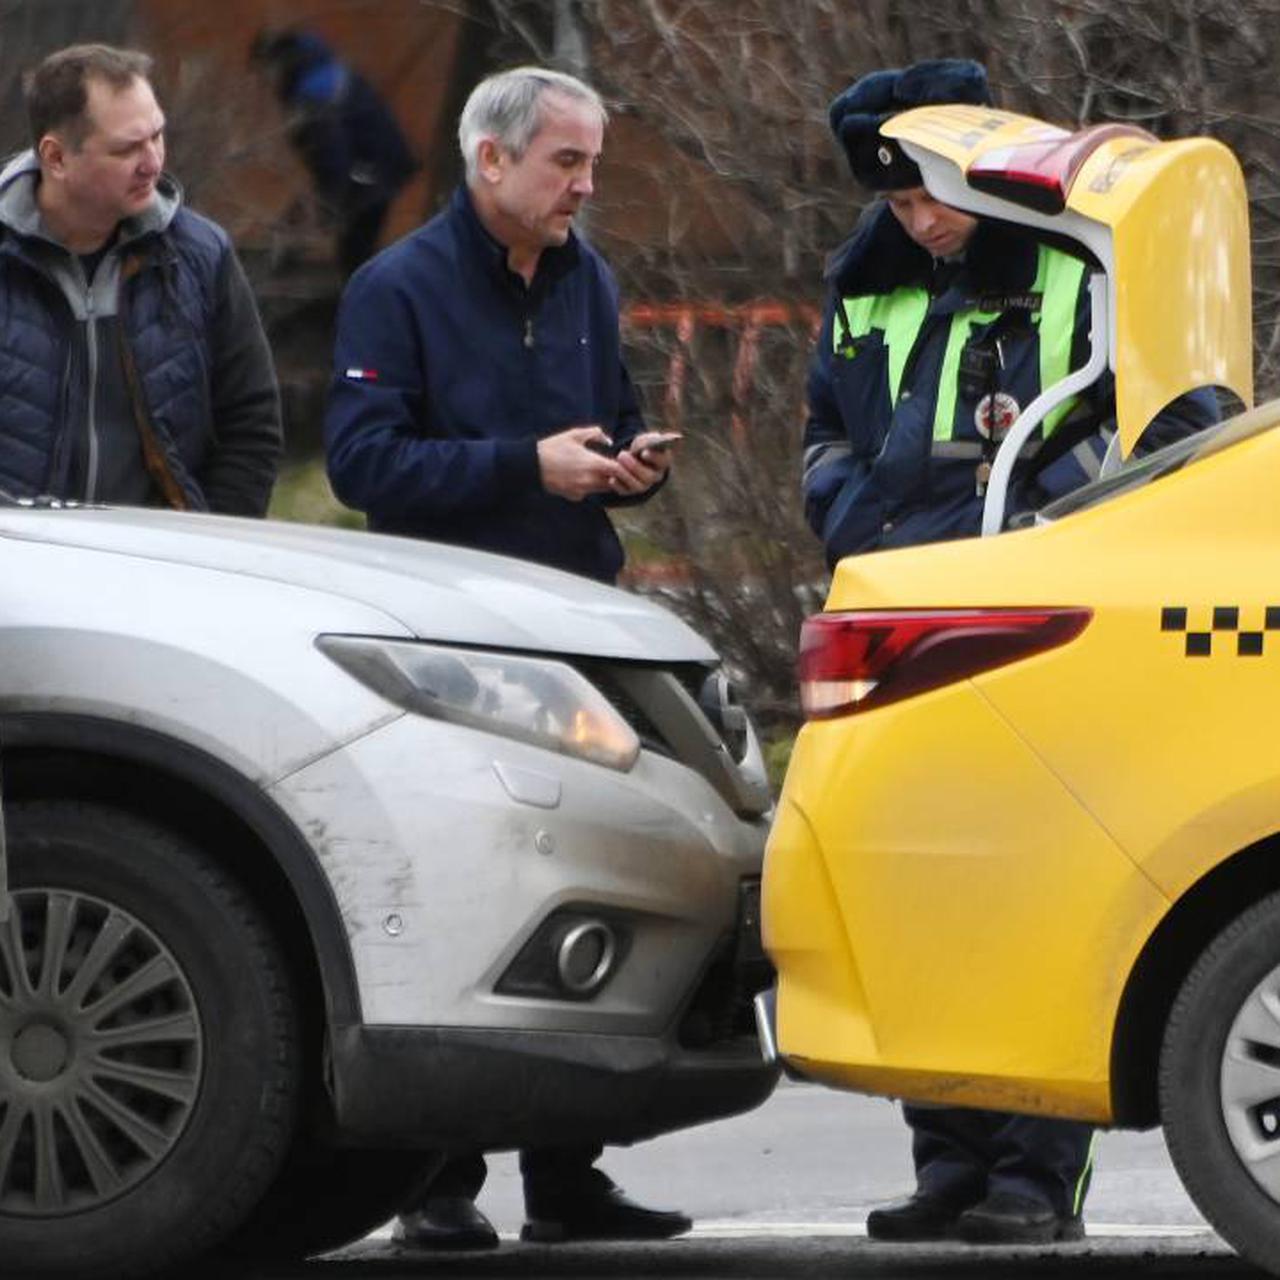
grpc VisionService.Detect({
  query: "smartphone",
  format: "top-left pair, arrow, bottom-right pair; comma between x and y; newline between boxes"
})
631,433 -> 684,459
587,433 -> 683,459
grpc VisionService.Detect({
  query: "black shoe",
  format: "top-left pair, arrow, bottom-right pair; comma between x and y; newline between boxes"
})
954,1191 -> 1084,1245
393,1197 -> 500,1251
521,1183 -> 692,1243
865,1191 -> 977,1242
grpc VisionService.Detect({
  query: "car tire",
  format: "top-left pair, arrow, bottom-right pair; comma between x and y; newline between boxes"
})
1161,890 -> 1280,1269
0,801 -> 301,1278
217,1145 -> 444,1261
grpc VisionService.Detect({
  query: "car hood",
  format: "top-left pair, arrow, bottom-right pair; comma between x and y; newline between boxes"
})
0,507 -> 717,663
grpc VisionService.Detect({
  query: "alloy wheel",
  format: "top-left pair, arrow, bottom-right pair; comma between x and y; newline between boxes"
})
0,888 -> 203,1216
1220,961 -> 1280,1202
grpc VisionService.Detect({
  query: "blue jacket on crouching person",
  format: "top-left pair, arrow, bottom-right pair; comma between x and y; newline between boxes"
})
253,29 -> 417,216
803,201 -> 1219,567
325,184 -> 647,583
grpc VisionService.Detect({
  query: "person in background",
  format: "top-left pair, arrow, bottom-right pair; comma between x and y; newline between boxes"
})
324,65 -> 684,1249
0,43 -> 281,513
251,27 -> 418,277
803,57 -> 1217,1245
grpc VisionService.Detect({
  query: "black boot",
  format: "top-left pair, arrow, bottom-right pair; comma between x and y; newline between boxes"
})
393,1196 -> 499,1251
955,1191 -> 1084,1245
522,1170 -> 691,1243
866,1190 -> 979,1242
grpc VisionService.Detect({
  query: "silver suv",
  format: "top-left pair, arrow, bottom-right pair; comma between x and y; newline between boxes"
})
0,505 -> 776,1278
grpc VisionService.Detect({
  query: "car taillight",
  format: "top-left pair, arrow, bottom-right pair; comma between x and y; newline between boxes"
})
798,608 -> 1091,720
967,123 -> 1154,214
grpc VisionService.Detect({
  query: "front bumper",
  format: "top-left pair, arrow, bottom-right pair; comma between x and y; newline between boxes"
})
270,712 -> 768,1034
329,1023 -> 779,1150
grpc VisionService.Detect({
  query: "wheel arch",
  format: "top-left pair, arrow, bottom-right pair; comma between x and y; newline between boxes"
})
0,711 -> 361,1045
1110,831 -> 1280,1127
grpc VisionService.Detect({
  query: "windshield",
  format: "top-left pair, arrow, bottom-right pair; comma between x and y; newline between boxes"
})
1039,399 -> 1280,521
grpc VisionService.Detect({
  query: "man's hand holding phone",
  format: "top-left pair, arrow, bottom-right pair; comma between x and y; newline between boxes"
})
538,425 -> 625,500
611,431 -> 682,495
539,426 -> 681,501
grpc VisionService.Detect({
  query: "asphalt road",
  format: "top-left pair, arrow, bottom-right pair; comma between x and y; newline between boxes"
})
210,1083 -> 1258,1280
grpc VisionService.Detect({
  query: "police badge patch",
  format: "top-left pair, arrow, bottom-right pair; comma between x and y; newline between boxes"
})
975,391 -> 1020,440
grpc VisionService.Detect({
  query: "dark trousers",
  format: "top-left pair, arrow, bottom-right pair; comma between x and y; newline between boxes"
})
428,1145 -> 606,1207
904,1104 -> 1094,1218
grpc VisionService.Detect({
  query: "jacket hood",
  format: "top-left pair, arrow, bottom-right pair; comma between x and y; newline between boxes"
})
0,149 -> 182,250
826,201 -> 1040,297
0,506 -> 718,664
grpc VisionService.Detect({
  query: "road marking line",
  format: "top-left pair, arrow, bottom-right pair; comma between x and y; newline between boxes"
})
367,1220 -> 1214,1243
688,1220 -> 1213,1240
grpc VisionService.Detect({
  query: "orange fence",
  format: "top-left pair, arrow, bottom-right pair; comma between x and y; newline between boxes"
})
623,301 -> 821,441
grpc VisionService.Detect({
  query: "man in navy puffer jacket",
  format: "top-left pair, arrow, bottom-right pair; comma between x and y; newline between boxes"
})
326,65 -> 687,1252
0,44 -> 281,514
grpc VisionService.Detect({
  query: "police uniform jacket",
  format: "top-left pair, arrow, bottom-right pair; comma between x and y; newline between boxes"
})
803,203 -> 1217,566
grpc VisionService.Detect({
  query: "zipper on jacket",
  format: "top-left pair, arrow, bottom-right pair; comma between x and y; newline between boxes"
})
49,341 -> 76,494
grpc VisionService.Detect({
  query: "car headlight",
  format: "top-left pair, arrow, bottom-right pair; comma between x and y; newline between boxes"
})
317,635 -> 641,771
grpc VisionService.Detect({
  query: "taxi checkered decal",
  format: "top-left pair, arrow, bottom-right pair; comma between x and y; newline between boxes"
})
1161,605 -> 1280,657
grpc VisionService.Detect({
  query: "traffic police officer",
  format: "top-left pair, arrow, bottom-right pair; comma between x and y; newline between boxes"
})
803,59 -> 1217,1243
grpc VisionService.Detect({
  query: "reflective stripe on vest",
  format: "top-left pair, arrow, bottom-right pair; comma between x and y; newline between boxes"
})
833,245 -> 1087,443
1037,248 -> 1087,436
835,288 -> 929,405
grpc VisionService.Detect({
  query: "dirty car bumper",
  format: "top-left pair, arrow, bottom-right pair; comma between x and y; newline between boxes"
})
329,1024 -> 779,1150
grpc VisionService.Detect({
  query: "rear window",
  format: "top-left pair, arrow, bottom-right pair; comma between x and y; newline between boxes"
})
1039,400 -> 1280,520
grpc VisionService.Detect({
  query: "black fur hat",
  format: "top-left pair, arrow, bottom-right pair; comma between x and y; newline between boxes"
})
829,59 -> 993,190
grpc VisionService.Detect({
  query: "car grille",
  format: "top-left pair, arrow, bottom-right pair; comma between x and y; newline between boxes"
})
586,669 -> 675,757
678,878 -> 774,1048
573,659 -> 770,817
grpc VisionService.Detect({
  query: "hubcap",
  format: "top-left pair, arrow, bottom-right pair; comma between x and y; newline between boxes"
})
0,889 -> 203,1217
11,1024 -> 71,1083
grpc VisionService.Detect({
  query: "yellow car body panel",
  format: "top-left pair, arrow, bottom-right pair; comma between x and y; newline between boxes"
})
765,404 -> 1280,1122
767,697 -> 1167,1121
975,420 -> 1280,905
882,105 -> 1253,455
1071,135 -> 1253,453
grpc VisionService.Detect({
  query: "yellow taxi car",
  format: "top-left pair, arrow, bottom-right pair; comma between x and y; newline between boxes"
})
762,105 -> 1280,1272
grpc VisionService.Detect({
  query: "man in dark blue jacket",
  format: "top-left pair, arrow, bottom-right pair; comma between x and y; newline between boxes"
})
325,67 -> 674,588
325,66 -> 683,1250
805,59 -> 1215,1247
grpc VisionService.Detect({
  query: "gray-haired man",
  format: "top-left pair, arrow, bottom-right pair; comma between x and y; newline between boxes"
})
325,65 -> 674,583
325,65 -> 687,1250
